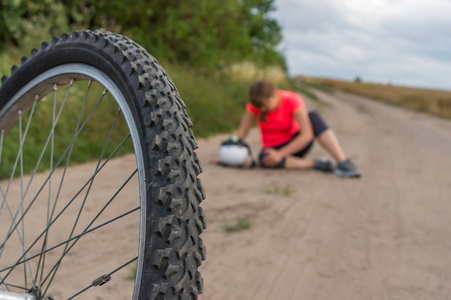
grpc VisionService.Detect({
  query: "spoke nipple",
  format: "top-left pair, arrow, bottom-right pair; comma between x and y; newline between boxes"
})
53,84 -> 57,90
88,80 -> 92,87
70,79 -> 74,85
34,94 -> 39,101
102,89 -> 108,95
92,274 -> 111,286
18,110 -> 22,116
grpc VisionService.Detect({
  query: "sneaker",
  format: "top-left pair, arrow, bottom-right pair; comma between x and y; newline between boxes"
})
334,159 -> 361,178
313,157 -> 334,172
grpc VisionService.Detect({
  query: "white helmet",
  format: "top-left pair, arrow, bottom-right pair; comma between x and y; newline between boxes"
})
219,136 -> 252,167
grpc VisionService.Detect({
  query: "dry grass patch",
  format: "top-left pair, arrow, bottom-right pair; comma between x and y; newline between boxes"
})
227,61 -> 290,88
297,76 -> 451,119
223,217 -> 253,233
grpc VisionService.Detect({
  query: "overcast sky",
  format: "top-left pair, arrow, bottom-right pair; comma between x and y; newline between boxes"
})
272,0 -> 451,90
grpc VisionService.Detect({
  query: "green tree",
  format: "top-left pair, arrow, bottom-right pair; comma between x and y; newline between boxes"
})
1,0 -> 285,69
0,0 -> 69,48
240,0 -> 285,67
61,0 -> 284,68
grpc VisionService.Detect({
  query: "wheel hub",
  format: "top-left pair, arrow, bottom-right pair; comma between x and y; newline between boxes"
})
0,291 -> 36,300
0,286 -> 56,300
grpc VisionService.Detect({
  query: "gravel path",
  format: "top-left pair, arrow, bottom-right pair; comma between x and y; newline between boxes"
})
197,90 -> 451,300
2,89 -> 450,299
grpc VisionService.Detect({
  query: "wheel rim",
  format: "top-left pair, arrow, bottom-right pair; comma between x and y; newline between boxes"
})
0,64 -> 146,299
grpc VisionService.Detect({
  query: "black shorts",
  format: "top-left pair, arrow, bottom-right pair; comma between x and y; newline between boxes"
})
259,110 -> 328,168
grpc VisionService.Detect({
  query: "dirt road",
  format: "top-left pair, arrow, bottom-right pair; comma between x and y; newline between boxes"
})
197,90 -> 451,300
2,89 -> 450,299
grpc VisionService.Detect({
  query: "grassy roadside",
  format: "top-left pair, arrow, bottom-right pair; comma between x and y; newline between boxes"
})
163,63 -> 250,137
1,43 -> 289,139
296,76 -> 451,119
0,41 -> 290,177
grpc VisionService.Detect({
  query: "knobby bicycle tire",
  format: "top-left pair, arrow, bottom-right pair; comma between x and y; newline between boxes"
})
0,30 -> 206,299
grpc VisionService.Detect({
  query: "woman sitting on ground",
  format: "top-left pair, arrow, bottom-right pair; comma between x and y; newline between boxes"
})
235,79 -> 361,178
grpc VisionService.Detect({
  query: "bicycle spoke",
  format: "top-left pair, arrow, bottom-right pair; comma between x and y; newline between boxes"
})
0,86 -> 65,291
0,129 -> 4,203
0,86 -> 106,253
41,108 -> 123,289
32,86 -> 58,288
66,256 -> 138,300
0,97 -> 37,223
0,97 -> 37,215
34,81 -> 93,286
2,282 -> 27,291
0,275 -> 11,292
41,206 -> 140,296
1,82 -> 68,217
0,105 -> 38,287
0,133 -> 131,286
0,129 -> 4,167
15,83 -> 73,223
19,110 -> 26,288
0,204 -> 139,274
0,94 -> 49,262
41,85 -> 58,282
1,127 -> 127,259
65,108 -> 122,241
0,81 -> 141,298
18,110 -> 33,289
43,80 -> 94,232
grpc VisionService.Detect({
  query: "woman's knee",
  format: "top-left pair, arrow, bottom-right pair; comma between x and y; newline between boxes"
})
259,150 -> 286,168
308,110 -> 329,137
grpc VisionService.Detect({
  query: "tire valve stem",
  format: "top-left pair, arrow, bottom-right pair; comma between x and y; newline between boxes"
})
92,274 -> 111,287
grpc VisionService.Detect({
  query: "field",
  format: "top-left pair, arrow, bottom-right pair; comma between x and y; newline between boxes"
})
295,76 -> 451,119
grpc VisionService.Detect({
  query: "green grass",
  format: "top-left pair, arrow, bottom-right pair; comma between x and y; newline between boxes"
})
291,77 -> 334,104
264,183 -> 296,196
294,77 -> 334,94
128,261 -> 137,280
0,81 -> 134,179
0,56 -> 252,178
163,61 -> 251,137
0,38 -> 292,178
223,217 -> 253,232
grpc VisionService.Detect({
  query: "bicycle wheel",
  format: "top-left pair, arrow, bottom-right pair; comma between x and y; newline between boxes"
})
0,30 -> 206,299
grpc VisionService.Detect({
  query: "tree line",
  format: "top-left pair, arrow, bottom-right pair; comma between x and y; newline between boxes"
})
0,0 -> 286,70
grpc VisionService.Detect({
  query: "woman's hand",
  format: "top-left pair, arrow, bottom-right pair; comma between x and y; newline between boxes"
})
262,148 -> 284,168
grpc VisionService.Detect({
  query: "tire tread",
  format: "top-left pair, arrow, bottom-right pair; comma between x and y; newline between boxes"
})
0,29 -> 205,299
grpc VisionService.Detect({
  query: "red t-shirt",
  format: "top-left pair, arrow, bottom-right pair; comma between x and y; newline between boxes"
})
246,90 -> 305,148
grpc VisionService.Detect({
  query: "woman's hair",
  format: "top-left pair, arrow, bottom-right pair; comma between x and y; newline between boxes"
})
249,79 -> 276,122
